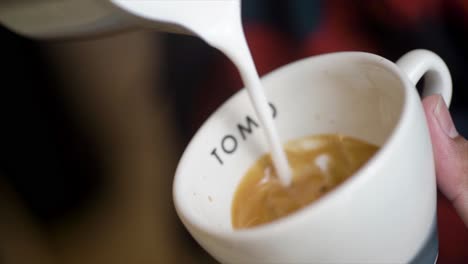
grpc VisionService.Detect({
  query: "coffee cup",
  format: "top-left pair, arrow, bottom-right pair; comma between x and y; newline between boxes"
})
173,49 -> 452,263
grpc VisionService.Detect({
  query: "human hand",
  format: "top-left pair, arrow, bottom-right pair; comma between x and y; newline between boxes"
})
423,95 -> 468,227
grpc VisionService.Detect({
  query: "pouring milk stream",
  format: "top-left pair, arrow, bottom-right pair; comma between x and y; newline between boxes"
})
0,0 -> 292,183
112,0 -> 293,185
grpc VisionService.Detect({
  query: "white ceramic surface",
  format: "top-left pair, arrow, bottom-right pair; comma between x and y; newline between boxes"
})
173,50 -> 452,263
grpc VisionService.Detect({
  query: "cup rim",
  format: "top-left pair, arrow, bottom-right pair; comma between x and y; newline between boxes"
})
173,51 -> 414,240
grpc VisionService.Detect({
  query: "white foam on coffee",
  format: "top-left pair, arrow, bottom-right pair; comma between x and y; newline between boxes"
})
113,0 -> 292,185
260,167 -> 273,185
315,154 -> 331,186
287,139 -> 326,151
315,154 -> 330,172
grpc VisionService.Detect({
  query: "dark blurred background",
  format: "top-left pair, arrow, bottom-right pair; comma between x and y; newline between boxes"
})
1,1 -> 467,263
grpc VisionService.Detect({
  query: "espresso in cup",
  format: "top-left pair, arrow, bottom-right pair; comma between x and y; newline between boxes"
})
232,134 -> 378,229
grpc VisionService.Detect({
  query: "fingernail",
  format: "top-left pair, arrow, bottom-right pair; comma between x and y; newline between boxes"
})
434,95 -> 458,139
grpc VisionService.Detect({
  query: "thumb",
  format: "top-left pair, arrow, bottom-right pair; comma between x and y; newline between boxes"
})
423,95 -> 468,227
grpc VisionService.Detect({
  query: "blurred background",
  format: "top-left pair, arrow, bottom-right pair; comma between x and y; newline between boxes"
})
1,0 -> 467,263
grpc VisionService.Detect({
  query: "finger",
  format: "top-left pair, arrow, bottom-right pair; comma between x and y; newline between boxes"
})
422,94 -> 468,227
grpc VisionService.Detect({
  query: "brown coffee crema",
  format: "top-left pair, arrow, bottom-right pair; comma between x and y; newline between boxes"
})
232,134 -> 378,229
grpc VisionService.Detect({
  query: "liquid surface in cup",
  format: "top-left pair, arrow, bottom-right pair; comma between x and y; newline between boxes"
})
231,134 -> 378,229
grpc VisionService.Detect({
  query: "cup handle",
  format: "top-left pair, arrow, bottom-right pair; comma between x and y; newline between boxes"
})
396,49 -> 452,107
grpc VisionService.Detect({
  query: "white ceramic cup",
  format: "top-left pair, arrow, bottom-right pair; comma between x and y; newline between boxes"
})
173,50 -> 452,263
